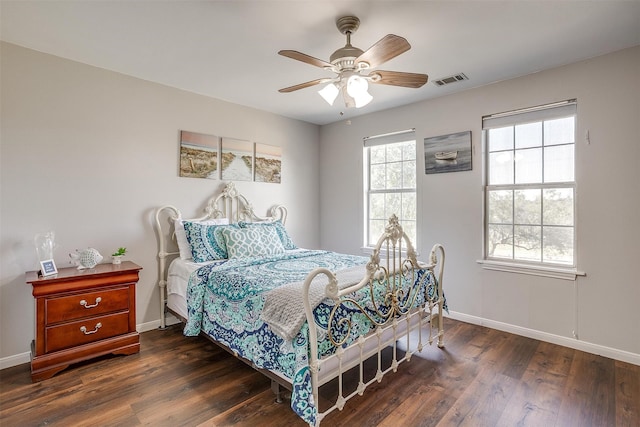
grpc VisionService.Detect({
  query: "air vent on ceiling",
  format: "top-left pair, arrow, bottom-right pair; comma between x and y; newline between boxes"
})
433,73 -> 468,86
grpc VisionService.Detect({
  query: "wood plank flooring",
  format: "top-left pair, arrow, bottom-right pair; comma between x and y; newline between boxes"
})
1,318 -> 638,426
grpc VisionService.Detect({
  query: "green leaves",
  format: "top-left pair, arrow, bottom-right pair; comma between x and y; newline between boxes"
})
112,247 -> 127,257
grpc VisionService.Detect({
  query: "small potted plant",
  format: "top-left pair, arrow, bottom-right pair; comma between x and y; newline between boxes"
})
111,247 -> 127,265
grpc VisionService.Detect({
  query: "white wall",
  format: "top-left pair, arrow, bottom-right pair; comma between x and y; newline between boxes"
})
319,46 -> 640,363
0,42 -> 320,363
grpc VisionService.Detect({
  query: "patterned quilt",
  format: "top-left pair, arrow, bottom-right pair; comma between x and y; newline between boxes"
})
184,249 -> 440,425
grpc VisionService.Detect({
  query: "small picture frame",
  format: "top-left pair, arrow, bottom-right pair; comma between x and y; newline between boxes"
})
40,259 -> 58,277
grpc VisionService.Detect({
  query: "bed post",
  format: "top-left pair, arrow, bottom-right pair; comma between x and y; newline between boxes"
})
302,267 -> 338,427
429,243 -> 446,348
154,205 -> 181,330
270,379 -> 284,404
158,258 -> 167,330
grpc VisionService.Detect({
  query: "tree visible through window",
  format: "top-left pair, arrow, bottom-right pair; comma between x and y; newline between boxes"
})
364,130 -> 416,248
484,101 -> 576,266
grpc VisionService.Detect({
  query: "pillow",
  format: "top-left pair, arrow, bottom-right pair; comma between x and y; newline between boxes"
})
238,220 -> 297,250
175,218 -> 229,260
183,221 -> 237,263
220,225 -> 285,259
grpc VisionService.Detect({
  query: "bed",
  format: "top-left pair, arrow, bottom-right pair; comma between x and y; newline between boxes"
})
154,182 -> 446,426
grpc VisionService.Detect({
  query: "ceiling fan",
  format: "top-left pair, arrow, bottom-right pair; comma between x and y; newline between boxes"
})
278,16 -> 428,109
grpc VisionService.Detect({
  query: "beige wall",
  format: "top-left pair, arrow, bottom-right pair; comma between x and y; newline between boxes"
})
0,42 -> 321,363
320,46 -> 640,362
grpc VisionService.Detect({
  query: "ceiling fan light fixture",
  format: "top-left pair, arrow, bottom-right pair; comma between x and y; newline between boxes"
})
279,15 -> 428,110
354,90 -> 373,108
346,75 -> 373,108
318,83 -> 340,105
346,74 -> 367,97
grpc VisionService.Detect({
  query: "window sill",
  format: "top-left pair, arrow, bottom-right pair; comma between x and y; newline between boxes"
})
477,259 -> 586,280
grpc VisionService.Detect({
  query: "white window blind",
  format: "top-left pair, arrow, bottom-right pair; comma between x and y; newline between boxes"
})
364,129 -> 416,147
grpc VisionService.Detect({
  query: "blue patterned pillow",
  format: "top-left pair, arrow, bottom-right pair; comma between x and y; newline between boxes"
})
221,226 -> 285,259
175,218 -> 229,260
183,222 -> 239,262
239,220 -> 297,250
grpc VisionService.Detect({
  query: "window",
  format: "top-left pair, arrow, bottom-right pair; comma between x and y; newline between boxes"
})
483,100 -> 576,267
364,130 -> 417,248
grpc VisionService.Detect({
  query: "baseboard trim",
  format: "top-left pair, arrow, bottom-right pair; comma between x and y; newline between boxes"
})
3,313 -> 636,370
136,315 -> 180,333
0,352 -> 31,371
447,310 -> 640,366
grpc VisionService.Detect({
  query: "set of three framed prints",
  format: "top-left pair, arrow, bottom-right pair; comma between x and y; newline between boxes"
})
179,130 -> 282,184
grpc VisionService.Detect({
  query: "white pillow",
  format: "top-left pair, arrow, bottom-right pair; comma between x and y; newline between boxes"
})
174,217 -> 229,260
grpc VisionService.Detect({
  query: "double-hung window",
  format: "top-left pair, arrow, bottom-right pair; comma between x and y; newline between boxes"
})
483,100 -> 577,267
364,130 -> 417,249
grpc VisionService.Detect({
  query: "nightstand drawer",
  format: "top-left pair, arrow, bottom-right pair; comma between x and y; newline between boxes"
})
45,286 -> 130,324
45,311 -> 131,353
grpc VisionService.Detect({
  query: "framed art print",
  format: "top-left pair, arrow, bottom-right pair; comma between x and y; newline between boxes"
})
424,131 -> 472,174
254,143 -> 282,183
179,130 -> 219,179
221,137 -> 253,181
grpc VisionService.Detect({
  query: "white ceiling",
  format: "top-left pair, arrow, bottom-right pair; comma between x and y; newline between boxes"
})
2,1 -> 639,125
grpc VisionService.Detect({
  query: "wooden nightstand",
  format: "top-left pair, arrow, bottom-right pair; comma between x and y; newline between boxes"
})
26,261 -> 142,382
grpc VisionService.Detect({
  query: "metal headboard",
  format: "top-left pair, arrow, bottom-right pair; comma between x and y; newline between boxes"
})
154,182 -> 287,328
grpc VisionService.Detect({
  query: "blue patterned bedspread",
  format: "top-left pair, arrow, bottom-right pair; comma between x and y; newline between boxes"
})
184,249 -> 439,425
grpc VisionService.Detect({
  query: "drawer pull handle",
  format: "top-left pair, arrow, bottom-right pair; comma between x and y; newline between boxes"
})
80,322 -> 102,335
79,297 -> 102,309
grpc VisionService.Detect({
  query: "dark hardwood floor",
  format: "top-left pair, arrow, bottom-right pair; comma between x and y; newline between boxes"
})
1,318 -> 638,426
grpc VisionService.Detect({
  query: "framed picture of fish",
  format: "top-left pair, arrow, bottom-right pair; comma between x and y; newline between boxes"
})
424,131 -> 472,174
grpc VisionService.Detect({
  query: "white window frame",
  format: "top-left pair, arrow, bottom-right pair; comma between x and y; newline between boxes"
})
363,129 -> 417,253
479,100 -> 585,280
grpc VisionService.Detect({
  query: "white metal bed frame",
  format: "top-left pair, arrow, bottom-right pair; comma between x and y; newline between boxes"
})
154,182 -> 446,426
